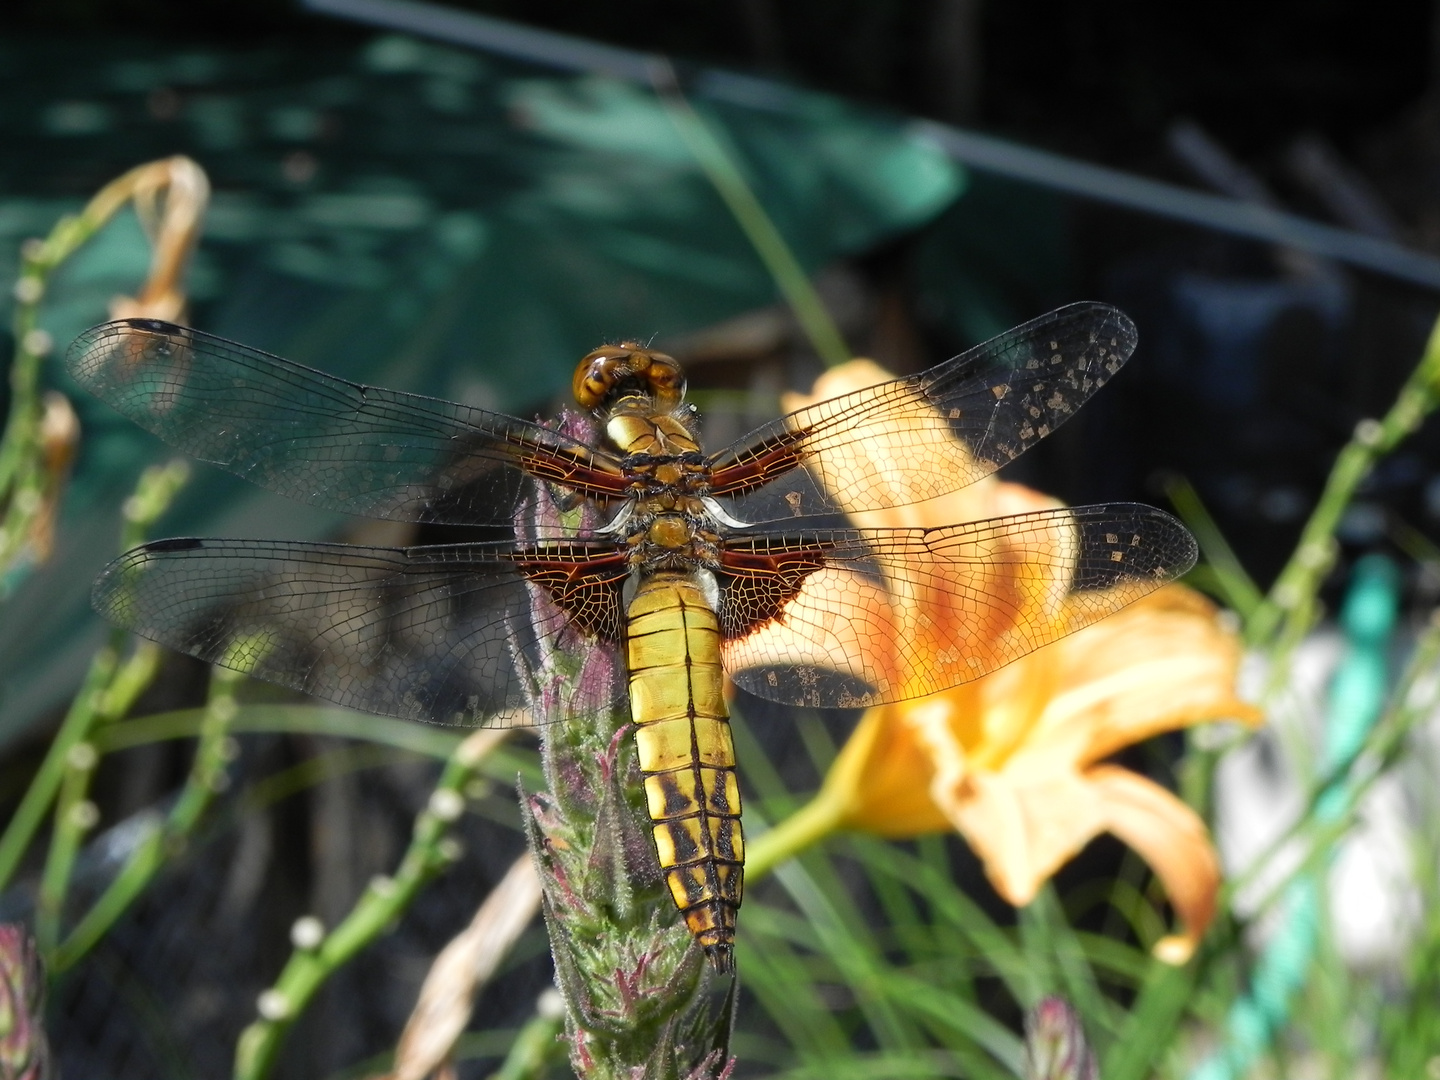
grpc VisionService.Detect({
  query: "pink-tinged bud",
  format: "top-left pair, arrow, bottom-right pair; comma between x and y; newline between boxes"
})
0,924 -> 50,1080
1023,996 -> 1098,1080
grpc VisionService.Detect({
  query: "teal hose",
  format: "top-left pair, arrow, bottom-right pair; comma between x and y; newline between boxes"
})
1189,554 -> 1400,1080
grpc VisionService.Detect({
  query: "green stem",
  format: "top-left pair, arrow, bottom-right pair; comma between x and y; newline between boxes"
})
33,742 -> 99,953
0,157 -> 198,583
51,667 -> 244,972
1245,312 -> 1440,654
1102,958 -> 1197,1080
89,704 -> 470,760
0,244 -> 55,501
1162,473 -> 1263,618
0,462 -> 180,895
232,730 -> 507,1080
31,643 -> 160,955
0,644 -> 116,893
652,64 -> 852,368
0,171 -> 144,503
743,786 -> 848,882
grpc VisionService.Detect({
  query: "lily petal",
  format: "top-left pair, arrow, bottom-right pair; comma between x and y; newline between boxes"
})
1015,587 -> 1263,768
827,705 -> 952,837
762,355 -> 1247,968
782,358 -> 1017,534
944,762 -> 1220,963
949,765 -> 1109,906
1086,764 -> 1219,964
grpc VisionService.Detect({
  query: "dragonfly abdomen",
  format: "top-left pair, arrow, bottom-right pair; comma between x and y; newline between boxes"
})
626,573 -> 744,971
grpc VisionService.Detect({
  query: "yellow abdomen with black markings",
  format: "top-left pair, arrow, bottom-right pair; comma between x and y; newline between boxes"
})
626,572 -> 743,970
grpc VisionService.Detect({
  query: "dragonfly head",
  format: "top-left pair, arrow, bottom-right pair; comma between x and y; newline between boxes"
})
572,341 -> 686,414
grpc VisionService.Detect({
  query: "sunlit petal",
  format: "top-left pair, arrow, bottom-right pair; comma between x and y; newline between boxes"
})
948,766 -> 1107,905
1086,765 -> 1219,964
1016,587 -> 1263,766
826,705 -> 952,837
941,762 -> 1221,963
783,358 -> 1013,533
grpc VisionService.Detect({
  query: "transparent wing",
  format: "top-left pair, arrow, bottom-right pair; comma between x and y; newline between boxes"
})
93,536 -> 630,727
66,319 -> 629,527
708,303 -> 1136,522
719,503 -> 1197,708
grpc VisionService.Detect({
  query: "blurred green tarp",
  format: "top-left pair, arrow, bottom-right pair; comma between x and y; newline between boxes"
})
0,29 -> 1069,747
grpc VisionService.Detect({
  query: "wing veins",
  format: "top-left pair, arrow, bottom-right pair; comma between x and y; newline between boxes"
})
724,504 -> 1196,707
712,303 -> 1136,522
67,320 -> 621,526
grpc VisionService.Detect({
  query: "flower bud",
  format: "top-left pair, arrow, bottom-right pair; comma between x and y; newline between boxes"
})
1023,997 -> 1097,1080
0,923 -> 51,1080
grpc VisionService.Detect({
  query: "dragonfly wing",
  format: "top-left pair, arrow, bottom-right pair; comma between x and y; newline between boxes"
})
66,319 -> 629,527
707,303 -> 1136,522
720,503 -> 1197,708
94,537 -> 630,726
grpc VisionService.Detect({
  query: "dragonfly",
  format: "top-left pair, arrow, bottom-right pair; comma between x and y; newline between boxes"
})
66,302 -> 1196,971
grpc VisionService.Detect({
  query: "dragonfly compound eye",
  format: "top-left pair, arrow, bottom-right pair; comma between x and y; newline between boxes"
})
572,344 -> 633,410
637,351 -> 686,409
573,344 -> 686,411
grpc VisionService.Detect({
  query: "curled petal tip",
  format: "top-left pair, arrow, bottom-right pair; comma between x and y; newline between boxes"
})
1152,932 -> 1198,966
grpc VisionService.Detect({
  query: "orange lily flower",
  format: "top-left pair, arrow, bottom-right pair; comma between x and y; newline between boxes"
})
746,359 -> 1262,964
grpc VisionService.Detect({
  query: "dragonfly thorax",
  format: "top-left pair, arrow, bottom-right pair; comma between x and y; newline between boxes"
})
604,408 -> 701,460
619,499 -> 722,567
600,389 -> 715,523
647,512 -> 696,550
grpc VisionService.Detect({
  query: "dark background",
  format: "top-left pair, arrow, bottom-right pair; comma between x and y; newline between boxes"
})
5,1 -> 1433,157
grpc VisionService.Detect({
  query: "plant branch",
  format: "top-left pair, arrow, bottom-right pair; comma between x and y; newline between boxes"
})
1245,312 -> 1440,655
232,729 -> 509,1080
